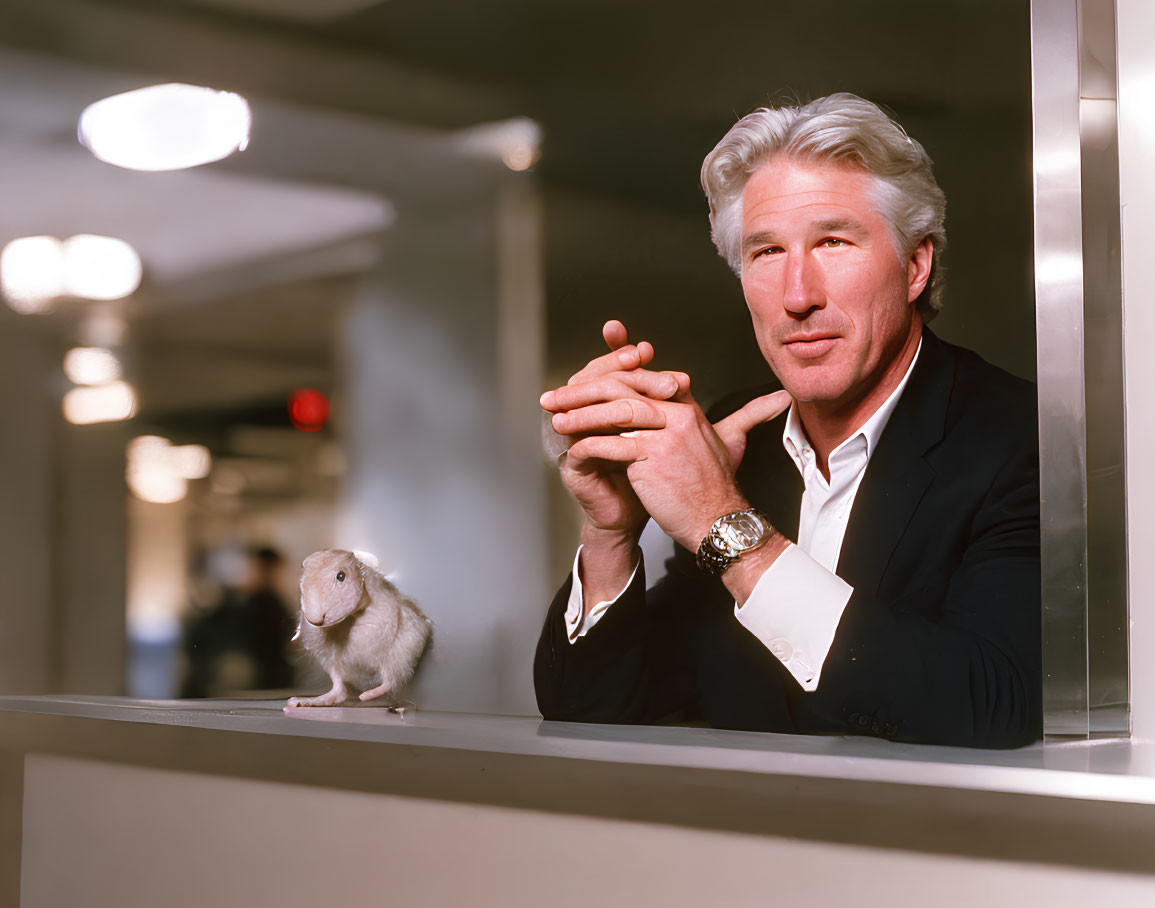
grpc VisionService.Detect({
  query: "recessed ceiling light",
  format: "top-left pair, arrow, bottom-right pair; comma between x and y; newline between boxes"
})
1,236 -> 65,314
63,347 -> 123,386
2,234 -> 143,310
502,141 -> 539,172
63,381 -> 137,425
126,435 -> 212,503
79,82 -> 251,172
63,234 -> 143,300
455,117 -> 542,172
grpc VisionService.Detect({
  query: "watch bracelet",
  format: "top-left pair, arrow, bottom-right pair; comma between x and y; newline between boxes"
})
694,509 -> 771,576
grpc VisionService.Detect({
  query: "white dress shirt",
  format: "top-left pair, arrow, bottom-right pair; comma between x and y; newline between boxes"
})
564,340 -> 922,693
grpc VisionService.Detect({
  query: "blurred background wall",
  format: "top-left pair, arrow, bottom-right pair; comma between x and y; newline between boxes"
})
0,0 -> 1035,713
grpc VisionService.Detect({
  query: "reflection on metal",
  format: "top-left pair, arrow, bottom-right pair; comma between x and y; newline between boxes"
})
1079,0 -> 1129,736
1031,0 -> 1129,738
1032,0 -> 1089,738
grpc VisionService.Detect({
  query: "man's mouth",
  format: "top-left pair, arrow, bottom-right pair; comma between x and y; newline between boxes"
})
782,335 -> 839,359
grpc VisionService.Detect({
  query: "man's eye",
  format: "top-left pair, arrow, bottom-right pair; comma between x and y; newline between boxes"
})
753,246 -> 783,258
821,237 -> 845,247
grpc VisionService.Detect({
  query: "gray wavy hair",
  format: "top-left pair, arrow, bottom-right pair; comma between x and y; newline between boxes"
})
701,92 -> 947,321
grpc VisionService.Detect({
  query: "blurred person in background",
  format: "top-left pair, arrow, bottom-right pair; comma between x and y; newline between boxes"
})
182,545 -> 296,697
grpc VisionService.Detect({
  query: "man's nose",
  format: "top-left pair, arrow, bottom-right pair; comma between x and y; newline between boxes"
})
782,253 -> 825,314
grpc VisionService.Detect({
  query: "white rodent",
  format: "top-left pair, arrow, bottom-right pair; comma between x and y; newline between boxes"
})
285,548 -> 432,712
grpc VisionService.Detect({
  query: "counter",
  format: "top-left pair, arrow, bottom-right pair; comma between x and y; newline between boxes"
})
3,696 -> 1154,906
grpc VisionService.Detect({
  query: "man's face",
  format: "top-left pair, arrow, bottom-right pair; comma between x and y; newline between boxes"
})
739,157 -> 929,413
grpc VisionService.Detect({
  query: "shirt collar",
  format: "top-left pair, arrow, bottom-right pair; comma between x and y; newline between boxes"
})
781,337 -> 923,473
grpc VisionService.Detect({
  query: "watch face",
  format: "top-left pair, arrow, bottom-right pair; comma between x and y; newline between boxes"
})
716,512 -> 766,551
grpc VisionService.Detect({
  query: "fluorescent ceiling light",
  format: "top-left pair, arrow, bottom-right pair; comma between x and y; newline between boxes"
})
126,435 -> 212,503
1,236 -> 65,313
2,234 -> 142,309
79,83 -> 251,172
63,347 -> 123,386
63,381 -> 137,425
171,444 -> 212,480
63,234 -> 143,300
501,143 -> 539,172
455,117 -> 542,171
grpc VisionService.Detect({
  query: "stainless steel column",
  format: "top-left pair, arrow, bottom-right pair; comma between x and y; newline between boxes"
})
1030,0 -> 1129,738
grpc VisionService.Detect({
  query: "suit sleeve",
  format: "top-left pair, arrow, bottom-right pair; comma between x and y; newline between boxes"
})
801,442 -> 1043,748
533,558 -> 656,723
534,552 -> 710,725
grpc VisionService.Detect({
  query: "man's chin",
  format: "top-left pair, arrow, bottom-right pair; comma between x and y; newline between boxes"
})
772,367 -> 851,405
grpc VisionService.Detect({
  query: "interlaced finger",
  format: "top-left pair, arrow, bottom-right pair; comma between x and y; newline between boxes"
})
569,341 -> 655,385
541,370 -> 684,412
565,434 -> 645,466
602,319 -> 630,351
551,398 -> 668,436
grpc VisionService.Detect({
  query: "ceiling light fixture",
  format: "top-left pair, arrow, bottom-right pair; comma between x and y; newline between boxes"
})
63,234 -> 143,300
63,381 -> 137,425
79,83 -> 251,172
1,236 -> 65,314
1,234 -> 142,311
63,347 -> 123,386
455,117 -> 542,172
126,435 -> 213,503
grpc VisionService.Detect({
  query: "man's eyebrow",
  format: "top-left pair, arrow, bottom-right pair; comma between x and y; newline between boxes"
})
742,219 -> 870,252
814,217 -> 867,234
742,230 -> 782,252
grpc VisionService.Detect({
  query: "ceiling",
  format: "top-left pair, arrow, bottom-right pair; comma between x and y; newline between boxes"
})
0,0 -> 1030,215
0,0 -> 1035,428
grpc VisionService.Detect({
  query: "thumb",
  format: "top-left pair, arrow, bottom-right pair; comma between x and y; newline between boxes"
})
714,390 -> 792,465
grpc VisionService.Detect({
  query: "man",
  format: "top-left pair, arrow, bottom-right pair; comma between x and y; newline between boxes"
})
534,93 -> 1041,748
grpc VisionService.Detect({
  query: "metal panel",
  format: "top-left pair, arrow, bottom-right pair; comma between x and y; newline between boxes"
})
1114,0 -> 1155,739
1031,0 -> 1090,737
1078,0 -> 1129,736
1031,0 -> 1129,738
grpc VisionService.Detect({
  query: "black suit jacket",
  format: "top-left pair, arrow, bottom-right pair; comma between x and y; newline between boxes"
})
534,329 -> 1042,748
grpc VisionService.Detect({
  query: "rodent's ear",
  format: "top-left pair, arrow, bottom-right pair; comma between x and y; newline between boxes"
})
301,550 -> 329,572
353,550 -> 379,571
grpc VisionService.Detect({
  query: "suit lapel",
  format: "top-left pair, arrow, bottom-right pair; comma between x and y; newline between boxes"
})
835,328 -> 954,594
739,417 -> 803,541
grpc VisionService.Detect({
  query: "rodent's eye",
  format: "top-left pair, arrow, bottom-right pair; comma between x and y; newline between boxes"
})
336,571 -> 346,582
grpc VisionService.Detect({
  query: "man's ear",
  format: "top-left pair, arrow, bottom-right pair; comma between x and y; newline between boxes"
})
906,237 -> 934,303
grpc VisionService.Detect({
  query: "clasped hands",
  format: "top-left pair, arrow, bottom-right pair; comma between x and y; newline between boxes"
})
540,320 -> 792,555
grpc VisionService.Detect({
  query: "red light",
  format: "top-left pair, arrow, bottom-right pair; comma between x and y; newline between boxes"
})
289,389 -> 329,432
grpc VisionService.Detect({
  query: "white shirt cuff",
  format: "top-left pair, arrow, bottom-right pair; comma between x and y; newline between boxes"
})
565,545 -> 641,643
733,543 -> 853,691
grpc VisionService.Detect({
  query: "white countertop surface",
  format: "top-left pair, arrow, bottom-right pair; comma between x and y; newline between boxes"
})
0,694 -> 1150,807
